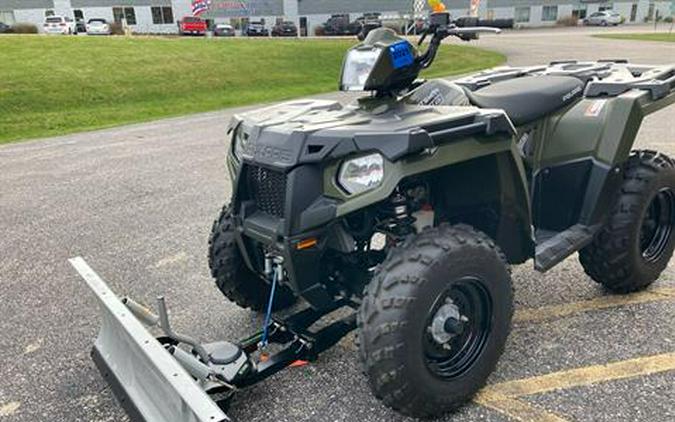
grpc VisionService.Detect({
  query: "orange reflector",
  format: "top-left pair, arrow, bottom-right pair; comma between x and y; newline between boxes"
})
290,360 -> 309,368
259,352 -> 270,363
296,238 -> 318,250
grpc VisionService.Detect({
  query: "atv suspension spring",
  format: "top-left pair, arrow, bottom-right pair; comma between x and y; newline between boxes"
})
379,190 -> 416,238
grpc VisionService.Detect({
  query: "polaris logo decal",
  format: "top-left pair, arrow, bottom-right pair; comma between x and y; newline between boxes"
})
562,86 -> 582,102
420,88 -> 445,106
242,139 -> 293,163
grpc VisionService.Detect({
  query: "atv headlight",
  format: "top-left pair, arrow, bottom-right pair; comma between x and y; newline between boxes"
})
232,125 -> 246,161
338,153 -> 384,195
340,48 -> 380,91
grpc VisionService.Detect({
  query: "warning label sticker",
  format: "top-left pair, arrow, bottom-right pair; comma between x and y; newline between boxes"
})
585,99 -> 607,117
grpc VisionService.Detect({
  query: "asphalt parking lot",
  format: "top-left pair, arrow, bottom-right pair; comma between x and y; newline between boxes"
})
1,27 -> 674,422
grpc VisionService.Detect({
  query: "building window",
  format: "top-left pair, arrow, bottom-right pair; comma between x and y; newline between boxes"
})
542,6 -> 558,22
151,6 -> 174,25
572,6 -> 587,19
514,7 -> 530,23
113,7 -> 136,25
0,10 -> 15,24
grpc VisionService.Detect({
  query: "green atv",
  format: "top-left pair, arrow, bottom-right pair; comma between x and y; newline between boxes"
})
208,12 -> 675,417
72,11 -> 675,422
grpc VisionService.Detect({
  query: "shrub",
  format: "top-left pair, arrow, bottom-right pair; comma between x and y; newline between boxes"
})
664,16 -> 673,23
557,15 -> 579,26
314,25 -> 325,36
109,22 -> 124,35
10,23 -> 38,34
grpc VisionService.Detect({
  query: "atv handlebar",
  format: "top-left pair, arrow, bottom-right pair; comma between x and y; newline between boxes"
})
416,13 -> 501,69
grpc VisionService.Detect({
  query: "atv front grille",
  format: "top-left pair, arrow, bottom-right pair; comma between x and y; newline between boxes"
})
246,166 -> 287,218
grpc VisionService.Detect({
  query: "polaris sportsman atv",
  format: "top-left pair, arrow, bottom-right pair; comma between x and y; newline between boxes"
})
72,10 -> 675,422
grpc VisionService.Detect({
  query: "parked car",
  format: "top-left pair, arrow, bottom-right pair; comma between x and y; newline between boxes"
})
178,16 -> 207,35
213,24 -> 235,37
75,18 -> 86,33
584,11 -> 622,26
245,21 -> 269,36
355,13 -> 382,41
0,22 -> 10,33
272,21 -> 298,37
43,16 -> 77,35
322,14 -> 362,36
86,18 -> 111,35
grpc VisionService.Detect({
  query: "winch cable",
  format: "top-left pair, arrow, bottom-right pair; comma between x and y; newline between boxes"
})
260,263 -> 279,348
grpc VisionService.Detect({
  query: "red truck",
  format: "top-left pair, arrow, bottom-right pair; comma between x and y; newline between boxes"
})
178,16 -> 207,35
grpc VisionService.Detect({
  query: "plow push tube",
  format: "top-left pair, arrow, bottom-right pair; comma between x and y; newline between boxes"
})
69,257 -> 230,422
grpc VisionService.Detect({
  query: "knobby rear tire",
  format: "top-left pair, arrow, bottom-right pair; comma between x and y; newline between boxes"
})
580,150 -> 675,293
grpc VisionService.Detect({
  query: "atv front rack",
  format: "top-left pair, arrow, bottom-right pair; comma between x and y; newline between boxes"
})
70,257 -> 357,422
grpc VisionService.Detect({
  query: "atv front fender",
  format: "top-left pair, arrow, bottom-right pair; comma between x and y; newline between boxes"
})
324,134 -> 523,216
324,135 -> 534,263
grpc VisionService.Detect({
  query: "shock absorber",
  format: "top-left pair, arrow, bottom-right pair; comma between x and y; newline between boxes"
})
384,190 -> 416,237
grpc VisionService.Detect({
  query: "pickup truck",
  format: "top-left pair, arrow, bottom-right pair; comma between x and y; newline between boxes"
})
178,16 -> 207,35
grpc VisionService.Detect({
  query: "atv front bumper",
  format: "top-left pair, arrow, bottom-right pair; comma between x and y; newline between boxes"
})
234,210 -> 338,308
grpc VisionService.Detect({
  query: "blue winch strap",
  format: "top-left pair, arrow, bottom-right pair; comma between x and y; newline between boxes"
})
261,266 -> 278,347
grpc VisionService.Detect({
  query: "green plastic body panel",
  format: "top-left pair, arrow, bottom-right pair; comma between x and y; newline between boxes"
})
323,135 -> 535,262
538,88 -> 675,168
324,135 -> 523,215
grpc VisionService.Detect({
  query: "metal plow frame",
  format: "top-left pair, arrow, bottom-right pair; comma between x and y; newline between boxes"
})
70,257 -> 230,422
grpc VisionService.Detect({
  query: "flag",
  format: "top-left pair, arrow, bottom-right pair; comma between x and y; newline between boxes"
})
470,0 -> 481,17
192,0 -> 210,17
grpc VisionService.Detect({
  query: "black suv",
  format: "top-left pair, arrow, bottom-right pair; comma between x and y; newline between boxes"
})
322,14 -> 361,36
272,21 -> 297,37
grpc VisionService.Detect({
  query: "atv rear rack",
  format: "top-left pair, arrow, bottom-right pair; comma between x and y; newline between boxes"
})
70,257 -> 357,422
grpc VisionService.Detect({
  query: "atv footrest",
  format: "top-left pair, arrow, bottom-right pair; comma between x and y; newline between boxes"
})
534,224 -> 599,272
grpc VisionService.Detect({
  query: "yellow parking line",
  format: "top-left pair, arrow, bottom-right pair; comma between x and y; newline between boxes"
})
474,394 -> 570,422
475,352 -> 675,421
513,286 -> 675,323
481,352 -> 675,398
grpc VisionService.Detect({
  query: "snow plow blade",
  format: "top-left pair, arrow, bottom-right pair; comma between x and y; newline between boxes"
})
70,257 -> 230,422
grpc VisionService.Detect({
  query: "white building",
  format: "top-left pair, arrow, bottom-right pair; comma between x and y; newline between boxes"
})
0,1 -> 189,33
0,0 -> 672,34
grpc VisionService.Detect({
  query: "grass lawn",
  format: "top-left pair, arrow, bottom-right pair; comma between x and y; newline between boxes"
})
0,36 -> 504,144
594,33 -> 675,43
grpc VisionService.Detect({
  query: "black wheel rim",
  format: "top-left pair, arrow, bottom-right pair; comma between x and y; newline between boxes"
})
423,277 -> 492,380
640,188 -> 675,263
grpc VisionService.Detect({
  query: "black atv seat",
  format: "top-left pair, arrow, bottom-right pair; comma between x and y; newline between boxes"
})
464,76 -> 584,126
